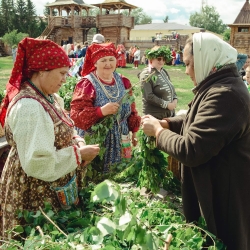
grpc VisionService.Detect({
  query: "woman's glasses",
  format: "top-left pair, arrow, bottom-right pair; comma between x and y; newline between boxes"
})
157,57 -> 165,62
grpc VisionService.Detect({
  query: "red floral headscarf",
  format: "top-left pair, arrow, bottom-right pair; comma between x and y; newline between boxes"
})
0,37 -> 71,127
81,42 -> 118,77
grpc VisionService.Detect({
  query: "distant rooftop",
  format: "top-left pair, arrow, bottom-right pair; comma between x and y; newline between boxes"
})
46,0 -> 94,8
92,0 -> 137,10
232,0 -> 250,24
133,23 -> 201,31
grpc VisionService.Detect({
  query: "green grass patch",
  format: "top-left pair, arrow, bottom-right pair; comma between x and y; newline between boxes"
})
0,56 -> 13,92
0,58 -> 195,113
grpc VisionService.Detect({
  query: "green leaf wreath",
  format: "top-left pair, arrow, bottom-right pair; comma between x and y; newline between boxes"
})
145,46 -> 172,63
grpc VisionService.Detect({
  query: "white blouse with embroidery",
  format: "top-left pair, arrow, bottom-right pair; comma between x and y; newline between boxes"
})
6,98 -> 81,182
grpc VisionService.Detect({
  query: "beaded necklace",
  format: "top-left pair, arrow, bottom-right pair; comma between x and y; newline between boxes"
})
94,72 -> 120,100
28,80 -> 54,104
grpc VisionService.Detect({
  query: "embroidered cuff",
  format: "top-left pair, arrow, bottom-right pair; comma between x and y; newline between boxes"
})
73,145 -> 82,165
97,107 -> 104,118
73,135 -> 86,144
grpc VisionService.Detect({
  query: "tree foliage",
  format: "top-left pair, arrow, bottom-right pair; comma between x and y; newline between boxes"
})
189,5 -> 227,34
163,15 -> 169,23
0,0 -> 47,38
223,28 -> 231,41
2,29 -> 28,47
0,0 -> 16,34
122,8 -> 152,25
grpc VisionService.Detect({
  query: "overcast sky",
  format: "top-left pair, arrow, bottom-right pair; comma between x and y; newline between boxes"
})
35,0 -> 245,26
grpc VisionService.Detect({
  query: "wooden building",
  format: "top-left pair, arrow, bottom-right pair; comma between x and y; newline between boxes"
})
92,0 -> 137,44
39,0 -> 96,45
39,0 -> 137,46
229,0 -> 250,54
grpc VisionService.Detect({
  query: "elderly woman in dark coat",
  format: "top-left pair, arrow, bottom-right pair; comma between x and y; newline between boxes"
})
141,32 -> 250,249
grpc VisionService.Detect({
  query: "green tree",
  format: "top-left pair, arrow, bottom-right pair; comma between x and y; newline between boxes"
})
0,0 -> 16,36
189,5 -> 227,34
2,29 -> 28,47
26,0 -> 41,37
222,28 -> 231,41
15,0 -> 28,33
140,14 -> 152,24
163,15 -> 169,23
122,8 -> 152,25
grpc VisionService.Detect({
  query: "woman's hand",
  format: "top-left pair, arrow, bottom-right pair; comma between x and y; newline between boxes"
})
141,115 -> 164,137
79,144 -> 100,162
101,102 -> 120,116
132,132 -> 138,147
159,119 -> 170,129
167,99 -> 177,111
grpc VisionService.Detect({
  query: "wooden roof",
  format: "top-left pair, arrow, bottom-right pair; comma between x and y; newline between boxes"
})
92,0 -> 137,10
232,0 -> 250,24
45,0 -> 94,8
103,0 -> 126,2
133,23 -> 201,31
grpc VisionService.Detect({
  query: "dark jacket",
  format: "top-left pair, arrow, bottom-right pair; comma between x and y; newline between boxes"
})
140,67 -> 177,119
157,65 -> 250,249
81,46 -> 88,58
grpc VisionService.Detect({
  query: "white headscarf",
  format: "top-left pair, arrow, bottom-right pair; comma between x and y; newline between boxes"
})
193,32 -> 237,85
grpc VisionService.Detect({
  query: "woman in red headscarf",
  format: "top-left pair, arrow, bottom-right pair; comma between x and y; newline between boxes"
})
70,43 -> 141,172
0,38 -> 100,239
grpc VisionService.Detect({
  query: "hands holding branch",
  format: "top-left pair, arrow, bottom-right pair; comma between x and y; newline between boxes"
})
101,102 -> 120,116
79,144 -> 100,163
141,115 -> 170,137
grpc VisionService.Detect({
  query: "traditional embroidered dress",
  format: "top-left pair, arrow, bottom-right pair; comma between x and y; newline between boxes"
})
0,82 -> 85,238
72,72 -> 140,170
116,44 -> 126,68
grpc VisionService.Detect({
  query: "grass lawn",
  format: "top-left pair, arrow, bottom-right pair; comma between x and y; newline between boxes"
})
0,56 -> 14,92
0,57 -> 195,113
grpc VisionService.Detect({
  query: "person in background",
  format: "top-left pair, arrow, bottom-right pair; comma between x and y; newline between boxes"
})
0,38 -> 100,238
243,65 -> 250,87
92,34 -> 105,44
67,44 -> 75,58
131,45 -> 137,64
140,53 -> 146,65
62,41 -> 67,54
236,53 -> 247,71
66,43 -> 72,56
175,51 -> 181,65
74,44 -> 83,58
133,46 -> 140,69
171,48 -> 176,66
128,45 -> 135,64
116,44 -> 126,68
139,45 -> 177,119
11,45 -> 17,62
70,43 -> 141,171
141,33 -> 250,250
243,55 -> 250,70
236,53 -> 247,80
80,41 -> 89,58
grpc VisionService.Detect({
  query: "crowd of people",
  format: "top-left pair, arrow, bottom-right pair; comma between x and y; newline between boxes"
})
0,32 -> 250,250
